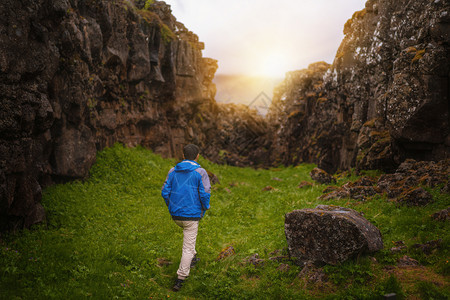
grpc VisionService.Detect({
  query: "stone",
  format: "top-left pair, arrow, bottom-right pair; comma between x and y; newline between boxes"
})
390,246 -> 407,253
412,239 -> 442,255
318,160 -> 448,205
353,176 -> 378,187
322,186 -> 339,194
431,208 -> 450,221
243,253 -> 265,267
285,205 -> 383,265
397,255 -> 420,268
396,187 -> 433,206
310,168 -> 336,184
375,160 -> 448,202
392,240 -> 406,247
298,181 -> 313,189
262,186 -> 275,191
318,184 -> 350,200
318,187 -> 350,201
349,186 -> 378,200
216,246 -> 235,261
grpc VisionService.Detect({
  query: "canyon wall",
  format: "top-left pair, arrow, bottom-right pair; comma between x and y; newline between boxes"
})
0,0 -> 267,231
268,0 -> 449,173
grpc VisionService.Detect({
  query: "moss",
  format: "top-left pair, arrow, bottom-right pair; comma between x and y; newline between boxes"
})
369,130 -> 389,138
363,118 -> 377,128
137,9 -> 158,24
137,8 -> 175,44
195,112 -> 204,122
352,8 -> 367,19
411,49 -> 426,63
219,150 -> 228,158
87,98 -> 97,109
160,23 -> 175,43
344,19 -> 353,34
406,47 -> 417,53
313,82 -> 323,90
288,110 -> 304,119
356,148 -> 368,164
343,8 -> 366,35
143,0 -> 155,10
316,97 -> 328,104
371,136 -> 392,156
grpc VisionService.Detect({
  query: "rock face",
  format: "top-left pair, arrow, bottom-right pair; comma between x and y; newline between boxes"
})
268,0 -> 450,173
285,205 -> 383,265
0,0 -> 267,231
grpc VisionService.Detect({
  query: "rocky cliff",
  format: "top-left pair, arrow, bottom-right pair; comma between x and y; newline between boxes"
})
0,0 -> 267,231
268,0 -> 449,173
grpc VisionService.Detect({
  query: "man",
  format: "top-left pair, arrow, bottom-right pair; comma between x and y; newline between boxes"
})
161,144 -> 211,292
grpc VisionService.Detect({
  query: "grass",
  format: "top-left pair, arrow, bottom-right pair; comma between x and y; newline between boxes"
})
0,144 -> 449,299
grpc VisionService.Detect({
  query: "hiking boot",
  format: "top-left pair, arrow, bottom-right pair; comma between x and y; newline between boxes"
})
172,278 -> 184,292
190,254 -> 200,268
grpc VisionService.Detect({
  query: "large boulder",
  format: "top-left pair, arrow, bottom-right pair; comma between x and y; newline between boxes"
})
285,205 -> 383,265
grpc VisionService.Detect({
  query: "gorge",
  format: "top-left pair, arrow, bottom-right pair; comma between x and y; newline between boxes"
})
0,0 -> 449,231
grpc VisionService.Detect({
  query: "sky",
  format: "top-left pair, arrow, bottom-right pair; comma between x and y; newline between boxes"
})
164,0 -> 367,78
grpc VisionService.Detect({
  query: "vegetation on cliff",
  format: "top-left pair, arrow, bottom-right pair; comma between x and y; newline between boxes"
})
1,144 -> 448,299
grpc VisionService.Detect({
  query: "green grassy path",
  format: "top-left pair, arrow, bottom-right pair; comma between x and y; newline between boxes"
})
1,144 -> 448,299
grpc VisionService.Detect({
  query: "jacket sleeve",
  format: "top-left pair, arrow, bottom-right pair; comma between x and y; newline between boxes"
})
161,168 -> 174,206
197,168 -> 211,211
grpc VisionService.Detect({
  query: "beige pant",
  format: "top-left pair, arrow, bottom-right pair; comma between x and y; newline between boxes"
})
174,220 -> 199,279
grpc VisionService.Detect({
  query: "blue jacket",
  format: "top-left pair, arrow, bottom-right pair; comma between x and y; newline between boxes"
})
161,160 -> 211,220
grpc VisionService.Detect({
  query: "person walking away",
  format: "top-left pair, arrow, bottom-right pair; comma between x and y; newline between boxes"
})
161,144 -> 211,292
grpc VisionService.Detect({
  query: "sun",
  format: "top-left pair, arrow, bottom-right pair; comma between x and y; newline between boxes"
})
259,53 -> 289,78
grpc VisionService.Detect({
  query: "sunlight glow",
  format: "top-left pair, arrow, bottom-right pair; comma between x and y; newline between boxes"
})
165,0 -> 367,77
259,53 -> 290,78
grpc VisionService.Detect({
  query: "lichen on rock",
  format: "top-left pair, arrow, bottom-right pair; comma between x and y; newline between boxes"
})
285,205 -> 383,265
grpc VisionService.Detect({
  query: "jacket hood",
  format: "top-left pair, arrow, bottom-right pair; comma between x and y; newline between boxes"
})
174,160 -> 201,173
